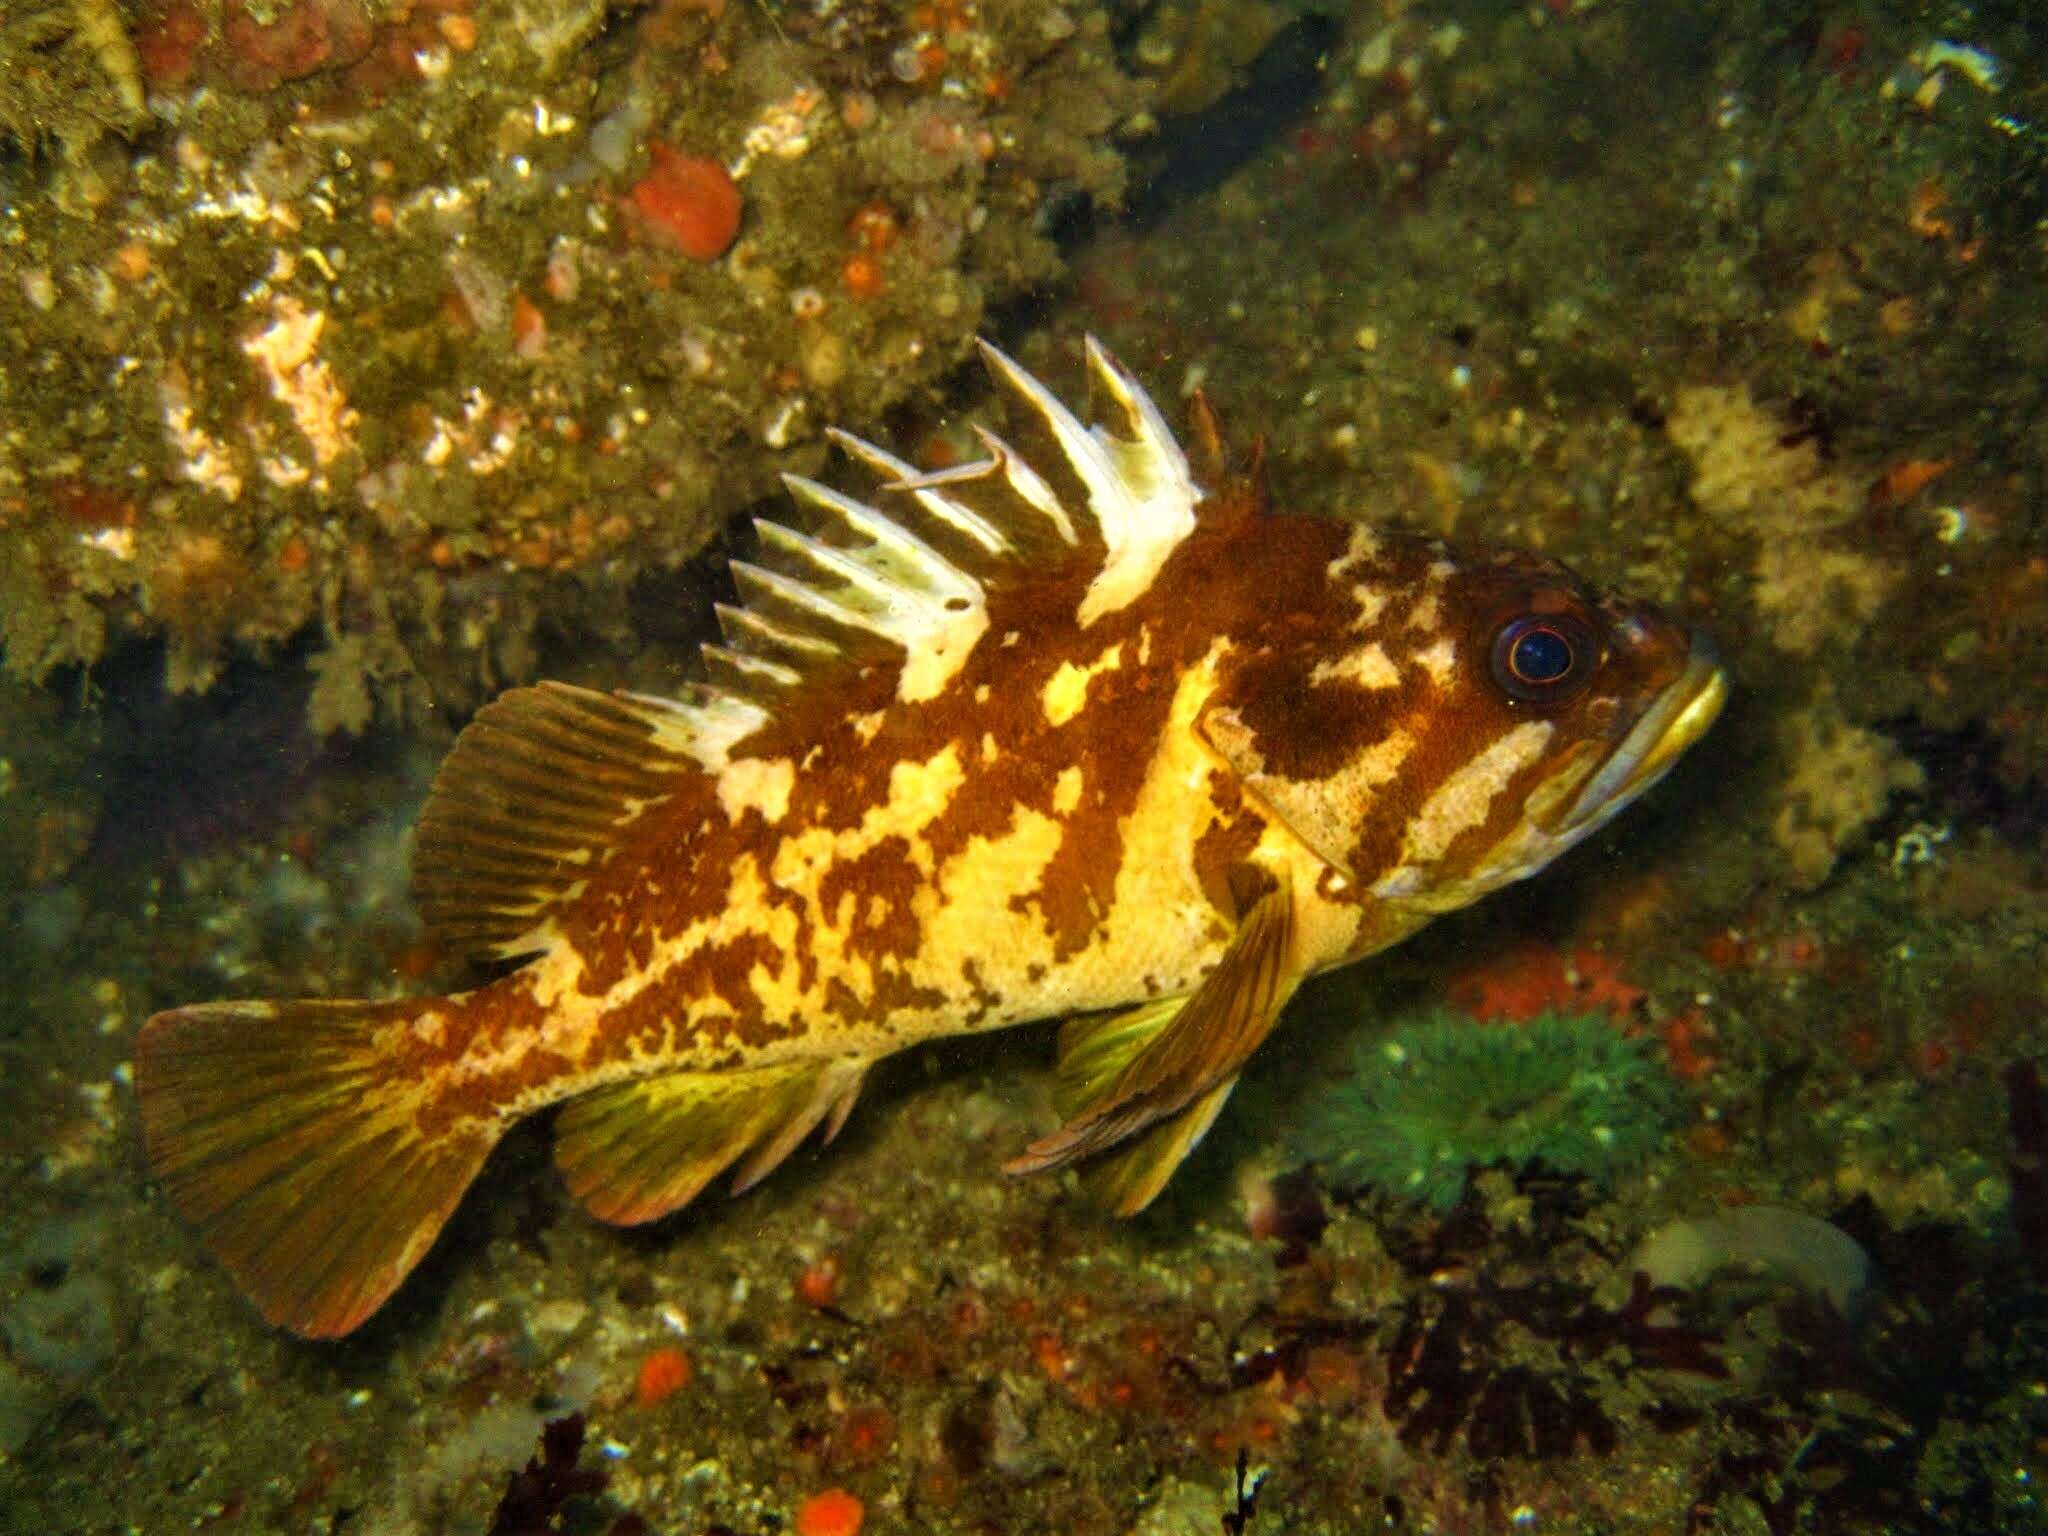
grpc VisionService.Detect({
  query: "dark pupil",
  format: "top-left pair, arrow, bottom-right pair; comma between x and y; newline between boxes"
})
1510,625 -> 1573,683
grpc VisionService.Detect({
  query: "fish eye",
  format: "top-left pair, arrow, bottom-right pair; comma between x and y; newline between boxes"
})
1509,624 -> 1572,682
1489,612 -> 1597,703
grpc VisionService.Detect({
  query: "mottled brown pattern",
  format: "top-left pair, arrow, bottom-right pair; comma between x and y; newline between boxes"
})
1343,694 -> 1482,886
713,484 -> 1272,983
819,835 -> 927,964
958,960 -> 1001,1026
416,1046 -> 576,1138
586,929 -> 792,1061
1435,747 -> 1588,881
1218,652 -> 1418,788
1206,530 -> 1441,782
566,772 -> 733,993
517,474 -> 1294,1071
1190,775 -> 1265,924
861,968 -> 949,1024
823,976 -> 863,1023
396,439 -> 1693,1106
383,980 -> 541,1083
997,626 -> 1180,959
134,350 -> 1726,1346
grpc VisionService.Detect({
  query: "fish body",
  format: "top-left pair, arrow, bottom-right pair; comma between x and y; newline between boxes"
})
137,341 -> 1725,1337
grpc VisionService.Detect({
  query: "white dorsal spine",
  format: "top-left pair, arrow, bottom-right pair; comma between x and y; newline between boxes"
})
826,428 -> 1010,555
665,338 -> 1204,750
1075,337 -> 1199,626
625,686 -> 768,771
701,645 -> 803,693
713,602 -> 840,665
966,425 -> 1076,542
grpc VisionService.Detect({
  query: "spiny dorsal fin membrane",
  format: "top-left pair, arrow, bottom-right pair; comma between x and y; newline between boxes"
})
412,681 -> 719,960
716,338 -> 1206,715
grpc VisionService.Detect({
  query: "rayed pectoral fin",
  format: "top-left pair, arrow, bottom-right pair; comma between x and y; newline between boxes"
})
1004,881 -> 1297,1209
1077,1077 -> 1240,1217
554,1056 -> 867,1227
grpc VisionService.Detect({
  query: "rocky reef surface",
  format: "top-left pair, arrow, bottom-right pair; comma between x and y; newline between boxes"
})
1,2 -> 2044,1532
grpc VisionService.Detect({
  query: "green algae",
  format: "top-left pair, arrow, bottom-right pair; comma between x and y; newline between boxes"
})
0,1 -> 145,161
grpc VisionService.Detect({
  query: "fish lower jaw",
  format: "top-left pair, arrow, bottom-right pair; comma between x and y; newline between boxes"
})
1552,647 -> 1728,840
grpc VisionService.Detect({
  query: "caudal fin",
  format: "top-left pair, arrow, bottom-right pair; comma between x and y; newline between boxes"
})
135,998 -> 500,1339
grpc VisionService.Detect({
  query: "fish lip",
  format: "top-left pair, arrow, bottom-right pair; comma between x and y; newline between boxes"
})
1554,635 -> 1728,837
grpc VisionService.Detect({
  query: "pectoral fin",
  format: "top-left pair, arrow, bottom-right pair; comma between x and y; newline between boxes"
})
1079,1077 -> 1240,1216
1005,881 -> 1296,1198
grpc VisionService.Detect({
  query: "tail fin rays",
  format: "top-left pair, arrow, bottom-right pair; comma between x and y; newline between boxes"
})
136,999 -> 500,1340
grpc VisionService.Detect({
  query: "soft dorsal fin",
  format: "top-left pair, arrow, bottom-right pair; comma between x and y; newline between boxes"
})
411,681 -> 717,959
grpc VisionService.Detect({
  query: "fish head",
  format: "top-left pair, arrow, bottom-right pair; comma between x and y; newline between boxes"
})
1381,545 -> 1728,907
1199,532 -> 1727,921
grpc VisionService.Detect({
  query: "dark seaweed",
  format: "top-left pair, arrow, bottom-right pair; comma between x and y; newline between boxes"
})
487,1414 -> 640,1536
2007,1060 -> 2048,1283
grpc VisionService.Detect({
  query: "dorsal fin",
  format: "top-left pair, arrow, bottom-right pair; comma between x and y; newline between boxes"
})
723,337 -> 1208,713
413,341 -> 1207,960
411,681 -> 723,959
1185,390 -> 1227,486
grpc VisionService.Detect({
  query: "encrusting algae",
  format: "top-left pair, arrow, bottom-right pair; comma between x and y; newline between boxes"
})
135,341 -> 1726,1338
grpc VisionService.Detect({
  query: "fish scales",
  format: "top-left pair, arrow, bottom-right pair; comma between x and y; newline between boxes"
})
434,516 -> 1355,1104
136,341 -> 1727,1337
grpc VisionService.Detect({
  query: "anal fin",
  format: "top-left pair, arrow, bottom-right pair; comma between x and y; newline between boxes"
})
554,1057 -> 867,1226
1005,882 -> 1297,1198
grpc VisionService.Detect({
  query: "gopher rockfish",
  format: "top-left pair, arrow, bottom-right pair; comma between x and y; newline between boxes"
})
137,341 -> 1725,1337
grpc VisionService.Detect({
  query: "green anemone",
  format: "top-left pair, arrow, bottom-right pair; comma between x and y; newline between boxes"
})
1293,1010 -> 1681,1211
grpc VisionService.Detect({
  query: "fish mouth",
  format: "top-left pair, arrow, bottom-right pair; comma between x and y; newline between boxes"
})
1554,635 -> 1728,838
